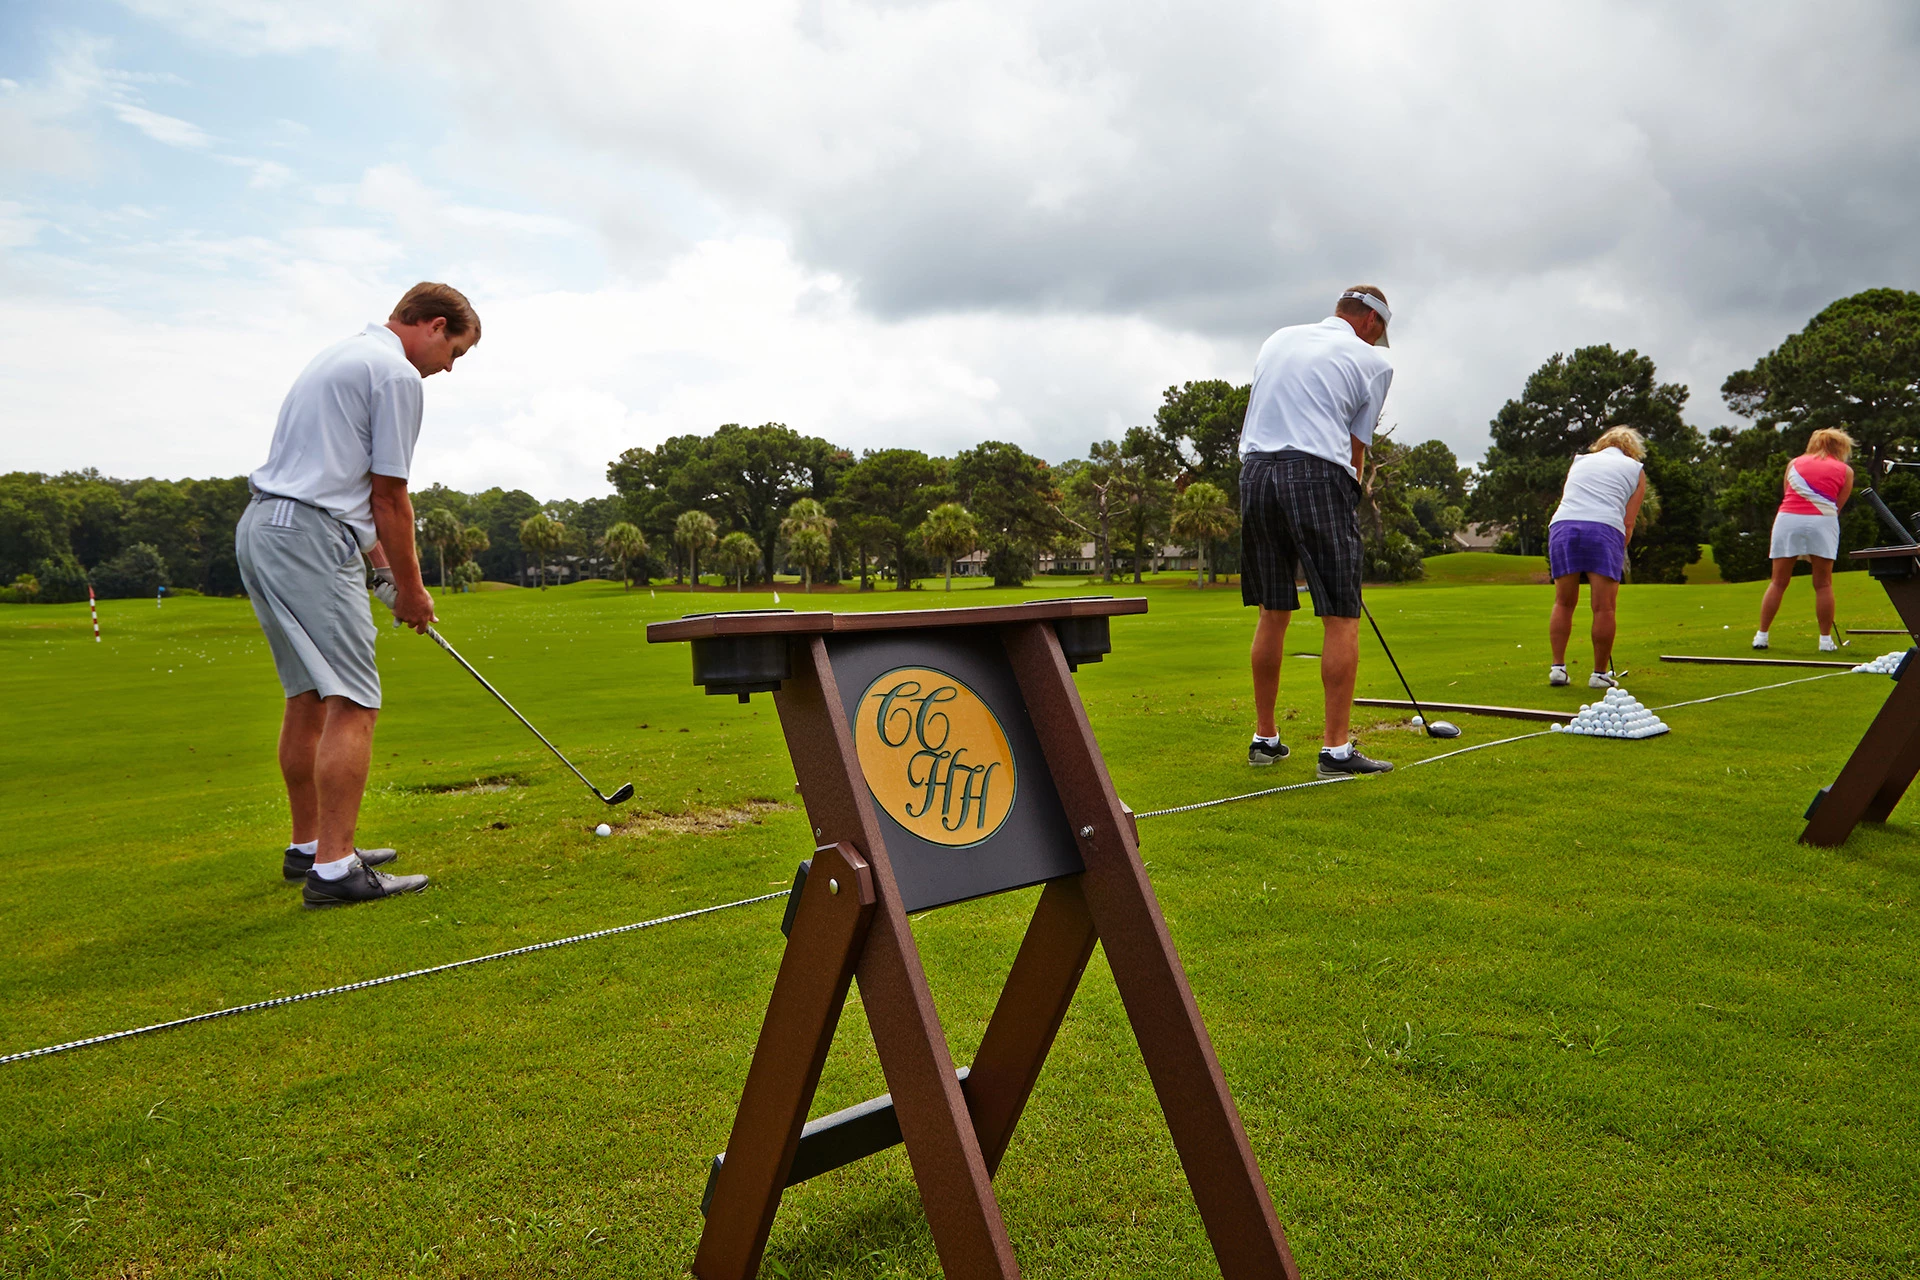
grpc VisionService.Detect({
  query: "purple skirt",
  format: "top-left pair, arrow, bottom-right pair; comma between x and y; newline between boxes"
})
1547,520 -> 1626,581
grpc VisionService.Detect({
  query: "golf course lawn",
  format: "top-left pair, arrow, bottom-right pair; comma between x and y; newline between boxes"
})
3,570 -> 1915,1278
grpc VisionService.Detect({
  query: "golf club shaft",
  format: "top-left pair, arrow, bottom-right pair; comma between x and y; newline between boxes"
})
1360,601 -> 1432,722
425,625 -> 614,801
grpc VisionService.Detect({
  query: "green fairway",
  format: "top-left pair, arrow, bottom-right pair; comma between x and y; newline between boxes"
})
3,573 -> 1916,1278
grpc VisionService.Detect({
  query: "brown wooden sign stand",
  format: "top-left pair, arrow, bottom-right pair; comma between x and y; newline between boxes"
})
1802,545 -> 1920,846
648,598 -> 1298,1279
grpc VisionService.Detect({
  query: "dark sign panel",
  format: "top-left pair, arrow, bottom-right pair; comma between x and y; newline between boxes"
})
828,629 -> 1082,912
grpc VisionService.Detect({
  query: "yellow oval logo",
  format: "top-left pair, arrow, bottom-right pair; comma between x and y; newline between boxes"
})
855,667 -> 1017,847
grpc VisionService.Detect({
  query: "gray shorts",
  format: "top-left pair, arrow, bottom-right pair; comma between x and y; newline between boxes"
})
235,496 -> 381,708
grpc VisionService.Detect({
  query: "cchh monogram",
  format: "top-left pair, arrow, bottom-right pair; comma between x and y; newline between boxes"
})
855,667 -> 1017,846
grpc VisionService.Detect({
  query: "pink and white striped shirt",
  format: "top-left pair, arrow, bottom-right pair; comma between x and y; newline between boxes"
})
1778,454 -> 1851,517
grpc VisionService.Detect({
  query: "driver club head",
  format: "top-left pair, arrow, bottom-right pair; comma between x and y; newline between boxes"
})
1425,720 -> 1463,739
603,782 -> 635,806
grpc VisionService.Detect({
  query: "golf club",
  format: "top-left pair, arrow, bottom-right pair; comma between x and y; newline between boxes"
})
1359,600 -> 1462,739
373,580 -> 632,805
422,626 -> 633,805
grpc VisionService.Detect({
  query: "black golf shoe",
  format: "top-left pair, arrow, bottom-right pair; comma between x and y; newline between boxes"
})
302,857 -> 428,908
1248,738 -> 1290,766
1316,746 -> 1393,779
283,846 -> 397,882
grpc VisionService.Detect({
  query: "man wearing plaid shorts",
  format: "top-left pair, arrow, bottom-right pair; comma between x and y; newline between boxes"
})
1239,285 -> 1395,778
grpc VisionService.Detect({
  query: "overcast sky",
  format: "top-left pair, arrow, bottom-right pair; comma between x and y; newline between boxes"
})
4,1 -> 1918,499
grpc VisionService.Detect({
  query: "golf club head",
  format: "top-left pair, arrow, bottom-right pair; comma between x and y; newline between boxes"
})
1425,720 -> 1463,739
603,782 -> 635,806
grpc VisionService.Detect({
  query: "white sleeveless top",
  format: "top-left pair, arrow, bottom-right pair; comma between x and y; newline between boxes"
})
1550,447 -> 1644,535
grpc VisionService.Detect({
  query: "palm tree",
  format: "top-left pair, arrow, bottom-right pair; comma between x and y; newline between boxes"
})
714,531 -> 761,591
916,502 -> 979,591
519,513 -> 565,589
1169,482 -> 1237,588
420,507 -> 463,590
602,522 -> 649,590
674,510 -> 719,589
779,498 -> 835,591
460,524 -> 490,575
787,527 -> 832,591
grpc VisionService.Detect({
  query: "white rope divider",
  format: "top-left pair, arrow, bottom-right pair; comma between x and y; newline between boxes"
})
0,890 -> 788,1067
1650,669 -> 1849,711
1132,775 -> 1352,819
3,668 -> 1868,1068
1137,668 -> 1860,817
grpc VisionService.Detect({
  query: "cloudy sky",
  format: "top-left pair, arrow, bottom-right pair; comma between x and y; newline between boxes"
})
4,1 -> 1918,499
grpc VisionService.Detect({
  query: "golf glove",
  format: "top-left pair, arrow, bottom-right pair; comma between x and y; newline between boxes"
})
370,566 -> 398,612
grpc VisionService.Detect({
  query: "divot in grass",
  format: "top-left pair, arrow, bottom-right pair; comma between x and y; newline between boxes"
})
613,799 -> 790,837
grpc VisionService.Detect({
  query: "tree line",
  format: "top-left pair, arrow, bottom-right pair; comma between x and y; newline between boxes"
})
17,287 -> 1899,603
0,398 -> 1472,602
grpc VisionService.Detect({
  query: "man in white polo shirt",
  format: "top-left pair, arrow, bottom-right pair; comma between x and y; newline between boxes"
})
236,282 -> 480,907
1238,285 -> 1395,779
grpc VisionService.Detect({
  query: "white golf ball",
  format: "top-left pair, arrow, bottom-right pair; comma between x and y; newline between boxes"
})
1411,715 -> 1424,726
595,822 -> 612,837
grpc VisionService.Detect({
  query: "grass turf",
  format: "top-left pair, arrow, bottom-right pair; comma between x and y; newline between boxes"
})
2,571 -> 1916,1278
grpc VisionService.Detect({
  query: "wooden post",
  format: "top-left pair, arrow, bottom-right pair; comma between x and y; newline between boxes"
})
1801,546 -> 1920,846
651,599 -> 1296,1278
696,842 -> 876,1279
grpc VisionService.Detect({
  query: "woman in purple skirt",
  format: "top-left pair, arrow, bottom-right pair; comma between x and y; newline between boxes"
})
1545,426 -> 1648,689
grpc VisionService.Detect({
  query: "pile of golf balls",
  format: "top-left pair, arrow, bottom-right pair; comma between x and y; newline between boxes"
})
1851,650 -> 1908,675
1550,687 -> 1669,739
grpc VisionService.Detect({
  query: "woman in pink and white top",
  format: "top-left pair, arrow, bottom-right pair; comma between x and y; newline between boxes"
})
1754,428 -> 1855,652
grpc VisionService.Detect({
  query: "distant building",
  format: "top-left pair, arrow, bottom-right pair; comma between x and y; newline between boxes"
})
1452,521 -> 1506,552
952,542 -> 1203,577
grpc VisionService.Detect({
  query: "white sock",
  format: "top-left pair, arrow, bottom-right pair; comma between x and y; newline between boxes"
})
1324,741 -> 1354,759
289,838 -> 318,856
312,856 -> 358,881
1550,664 -> 1566,673
1754,630 -> 1769,644
1252,733 -> 1280,746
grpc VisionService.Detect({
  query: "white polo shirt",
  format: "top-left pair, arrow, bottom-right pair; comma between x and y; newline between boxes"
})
250,323 -> 424,549
1239,316 -> 1394,480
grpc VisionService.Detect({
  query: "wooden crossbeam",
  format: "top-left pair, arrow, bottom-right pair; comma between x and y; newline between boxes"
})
1353,697 -> 1572,723
1658,655 -> 1856,669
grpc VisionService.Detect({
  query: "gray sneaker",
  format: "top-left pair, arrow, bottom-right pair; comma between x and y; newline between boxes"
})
302,857 -> 428,908
1316,746 -> 1393,779
284,846 -> 397,881
1248,738 -> 1290,766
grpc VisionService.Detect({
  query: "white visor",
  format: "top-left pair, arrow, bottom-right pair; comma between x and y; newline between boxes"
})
1340,291 -> 1391,346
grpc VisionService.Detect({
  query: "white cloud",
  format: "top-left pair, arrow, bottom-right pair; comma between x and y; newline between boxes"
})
2,235 -> 1225,498
109,101 -> 213,148
23,0 -> 1920,490
113,0 -> 374,56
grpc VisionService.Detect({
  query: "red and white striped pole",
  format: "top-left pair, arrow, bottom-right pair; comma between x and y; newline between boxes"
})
89,584 -> 100,643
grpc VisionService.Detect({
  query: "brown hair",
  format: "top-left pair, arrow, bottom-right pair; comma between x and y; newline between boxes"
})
1805,427 -> 1854,460
1334,283 -> 1388,322
1590,425 -> 1647,460
390,282 -> 481,340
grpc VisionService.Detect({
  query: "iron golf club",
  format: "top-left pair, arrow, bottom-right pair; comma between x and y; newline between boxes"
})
423,623 -> 634,806
1359,601 -> 1462,739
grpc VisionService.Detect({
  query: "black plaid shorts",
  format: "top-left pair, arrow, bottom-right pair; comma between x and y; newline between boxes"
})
1239,450 -> 1364,617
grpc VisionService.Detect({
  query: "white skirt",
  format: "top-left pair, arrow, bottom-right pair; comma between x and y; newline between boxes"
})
1769,511 -> 1840,561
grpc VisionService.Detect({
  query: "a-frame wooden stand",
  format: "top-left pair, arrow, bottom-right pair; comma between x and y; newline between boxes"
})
648,600 -> 1298,1279
1802,544 -> 1920,846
